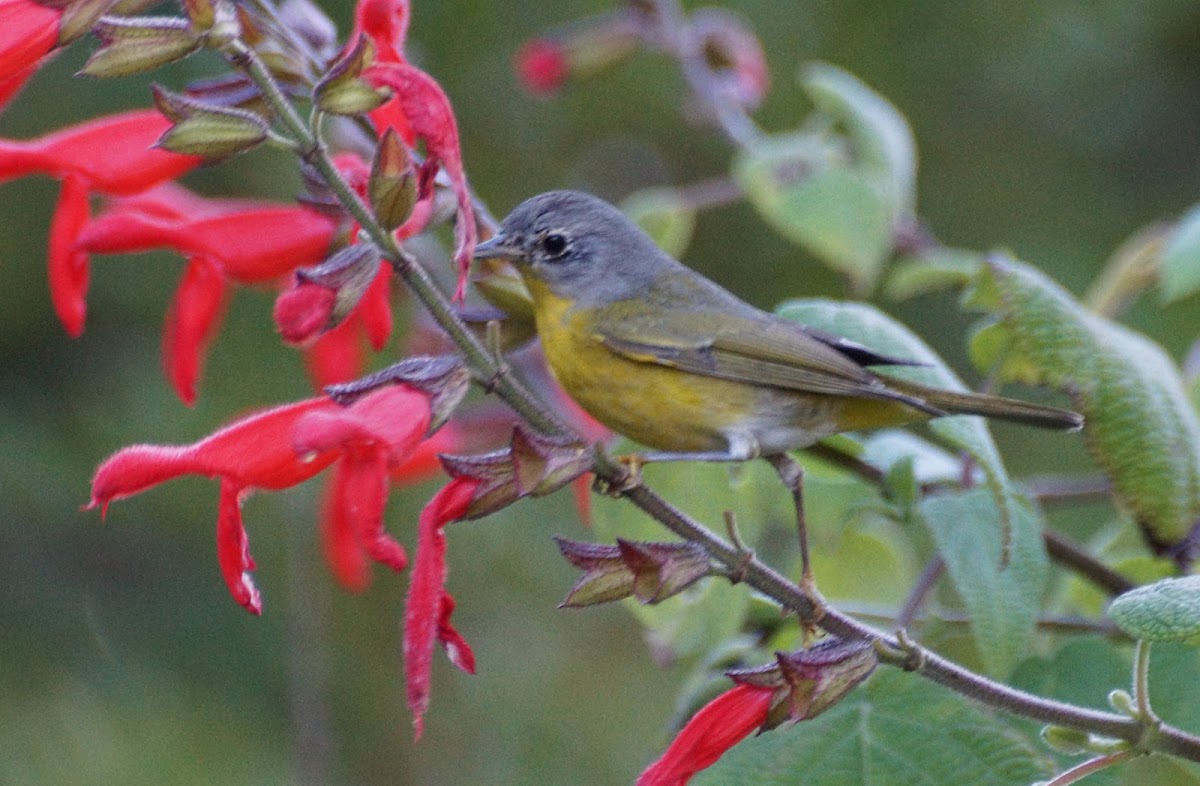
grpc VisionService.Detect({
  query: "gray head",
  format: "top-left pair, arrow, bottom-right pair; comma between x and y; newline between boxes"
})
473,190 -> 672,303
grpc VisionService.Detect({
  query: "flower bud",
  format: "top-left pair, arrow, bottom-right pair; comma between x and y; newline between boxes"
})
80,17 -> 204,78
152,85 -> 269,159
314,37 -> 389,115
369,128 -> 418,231
728,637 -> 877,729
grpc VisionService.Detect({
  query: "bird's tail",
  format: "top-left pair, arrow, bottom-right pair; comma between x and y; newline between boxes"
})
879,374 -> 1084,431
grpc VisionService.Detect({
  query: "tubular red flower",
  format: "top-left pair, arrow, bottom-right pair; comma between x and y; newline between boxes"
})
405,476 -> 480,739
90,386 -> 441,612
78,188 -> 342,400
0,110 -> 201,194
305,318 -> 367,388
515,39 -> 569,96
274,280 -> 338,346
0,0 -> 61,110
78,198 -> 338,283
365,62 -> 476,302
47,172 -> 90,337
637,684 -> 774,786
89,397 -> 341,613
350,0 -> 409,63
165,256 -> 228,406
293,384 -> 434,589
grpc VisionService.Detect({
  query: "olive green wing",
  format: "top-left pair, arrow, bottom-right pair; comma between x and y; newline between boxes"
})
592,308 -> 942,413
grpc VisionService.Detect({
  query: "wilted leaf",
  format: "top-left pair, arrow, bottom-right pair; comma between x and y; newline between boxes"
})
968,254 -> 1200,551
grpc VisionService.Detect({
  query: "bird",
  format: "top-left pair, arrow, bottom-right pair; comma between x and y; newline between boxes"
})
473,190 -> 1081,463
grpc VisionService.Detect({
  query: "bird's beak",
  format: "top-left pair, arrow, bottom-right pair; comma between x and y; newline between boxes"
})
473,234 -> 526,262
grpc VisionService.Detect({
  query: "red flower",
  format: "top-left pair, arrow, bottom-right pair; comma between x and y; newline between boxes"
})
365,62 -> 476,302
637,684 -> 774,786
0,0 -> 63,112
76,186 -> 345,402
404,476 -> 480,739
515,39 -> 569,96
89,385 -> 440,614
0,110 -> 203,335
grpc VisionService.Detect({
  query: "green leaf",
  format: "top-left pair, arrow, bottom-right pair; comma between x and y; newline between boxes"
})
860,429 -> 962,485
621,188 -> 696,258
800,62 -> 917,218
921,489 -> 1047,676
694,669 -> 1053,786
968,255 -> 1200,549
886,249 -> 984,301
1108,576 -> 1200,643
734,135 -> 891,293
1160,203 -> 1200,303
777,299 -> 1048,676
809,514 -> 916,606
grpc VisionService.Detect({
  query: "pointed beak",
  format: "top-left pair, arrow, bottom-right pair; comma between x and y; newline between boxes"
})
473,233 -> 526,263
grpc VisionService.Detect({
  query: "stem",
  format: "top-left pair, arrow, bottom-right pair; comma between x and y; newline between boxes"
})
230,42 -> 567,438
1132,639 -> 1159,724
229,34 -> 1200,767
895,557 -> 944,629
650,0 -> 762,149
1042,750 -> 1136,786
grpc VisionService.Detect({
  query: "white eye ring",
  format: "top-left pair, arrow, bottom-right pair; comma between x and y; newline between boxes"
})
542,233 -> 569,258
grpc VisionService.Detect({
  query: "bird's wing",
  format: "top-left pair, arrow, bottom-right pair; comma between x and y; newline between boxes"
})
593,308 -> 940,411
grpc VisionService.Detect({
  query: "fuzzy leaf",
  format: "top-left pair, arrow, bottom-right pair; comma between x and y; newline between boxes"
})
800,62 -> 917,218
886,249 -> 984,301
1160,203 -> 1200,303
1108,576 -> 1200,643
968,255 -> 1200,550
735,134 -> 891,293
777,299 -> 1048,676
621,188 -> 695,258
695,669 -> 1052,786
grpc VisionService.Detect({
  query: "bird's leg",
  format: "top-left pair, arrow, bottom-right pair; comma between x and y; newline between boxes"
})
764,453 -> 814,592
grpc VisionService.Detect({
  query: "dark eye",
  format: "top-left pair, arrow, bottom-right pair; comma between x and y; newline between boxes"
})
542,233 -> 569,258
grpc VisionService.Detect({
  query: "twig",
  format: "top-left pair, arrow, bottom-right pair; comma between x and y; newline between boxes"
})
895,557 -> 944,629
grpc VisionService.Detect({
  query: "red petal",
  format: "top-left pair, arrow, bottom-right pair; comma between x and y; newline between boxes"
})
514,39 -> 568,96
404,477 -> 479,739
89,397 -> 340,511
1,110 -> 201,194
359,264 -> 393,350
320,462 -> 371,592
351,0 -> 409,63
389,425 -> 460,486
292,384 -> 431,465
216,479 -> 262,614
572,474 -> 593,527
79,201 -> 337,283
337,450 -> 408,571
0,60 -> 42,114
365,63 -> 476,302
436,592 -> 475,674
47,173 -> 90,337
0,0 -> 59,77
637,684 -> 774,786
304,318 -> 365,388
164,256 -> 228,405
274,279 -> 336,346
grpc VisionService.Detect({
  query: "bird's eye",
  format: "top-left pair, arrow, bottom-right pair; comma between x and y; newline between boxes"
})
542,233 -> 569,258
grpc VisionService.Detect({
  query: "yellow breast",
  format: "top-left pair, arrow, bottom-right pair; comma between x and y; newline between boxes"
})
525,279 -> 762,453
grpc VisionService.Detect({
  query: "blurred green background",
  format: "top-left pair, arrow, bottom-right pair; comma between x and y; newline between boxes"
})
2,1 -> 1199,783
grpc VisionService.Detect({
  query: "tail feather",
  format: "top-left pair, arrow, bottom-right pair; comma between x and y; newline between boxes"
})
879,374 -> 1083,432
